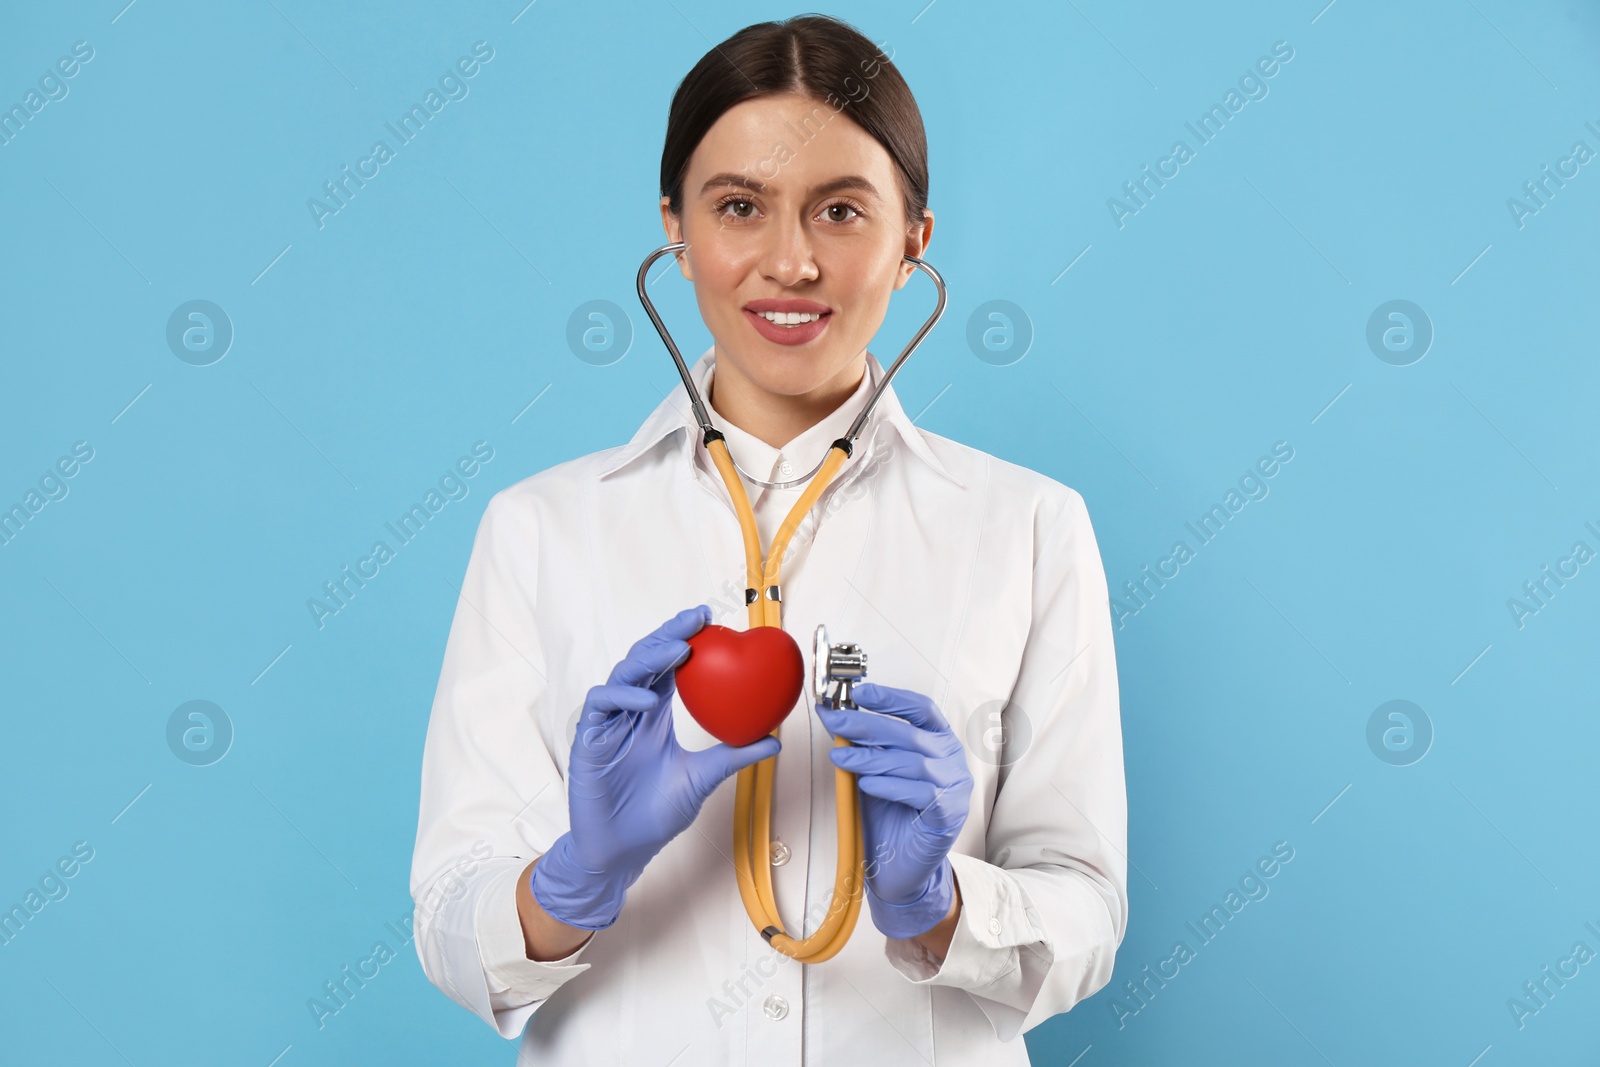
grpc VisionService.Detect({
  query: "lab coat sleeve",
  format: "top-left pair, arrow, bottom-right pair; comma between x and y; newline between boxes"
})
884,488 -> 1129,1039
411,489 -> 594,1039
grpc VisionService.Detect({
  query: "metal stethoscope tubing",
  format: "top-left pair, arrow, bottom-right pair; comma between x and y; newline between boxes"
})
634,241 -> 948,490
633,239 -> 947,961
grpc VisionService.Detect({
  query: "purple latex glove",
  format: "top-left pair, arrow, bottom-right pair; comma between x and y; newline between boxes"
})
529,605 -> 781,930
817,682 -> 974,940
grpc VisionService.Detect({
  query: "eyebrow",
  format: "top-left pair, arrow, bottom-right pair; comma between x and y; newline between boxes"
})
698,172 -> 882,200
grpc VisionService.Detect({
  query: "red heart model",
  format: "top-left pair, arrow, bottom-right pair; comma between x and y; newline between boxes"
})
676,624 -> 804,748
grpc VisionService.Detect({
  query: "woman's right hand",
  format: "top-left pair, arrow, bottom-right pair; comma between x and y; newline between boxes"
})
528,604 -> 781,930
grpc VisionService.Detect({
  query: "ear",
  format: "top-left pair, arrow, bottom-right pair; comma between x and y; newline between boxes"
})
660,197 -> 694,281
894,209 -> 935,291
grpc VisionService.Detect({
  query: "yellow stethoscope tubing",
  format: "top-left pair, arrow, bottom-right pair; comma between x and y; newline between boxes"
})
705,436 -> 866,963
634,241 -> 949,962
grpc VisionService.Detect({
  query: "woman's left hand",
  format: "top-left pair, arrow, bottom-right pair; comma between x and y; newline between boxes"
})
817,682 -> 974,941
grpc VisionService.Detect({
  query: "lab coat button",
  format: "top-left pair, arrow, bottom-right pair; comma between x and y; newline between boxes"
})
763,994 -> 789,1021
988,917 -> 1001,935
770,840 -> 791,866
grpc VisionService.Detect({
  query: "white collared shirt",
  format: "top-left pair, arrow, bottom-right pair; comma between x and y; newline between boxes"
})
411,346 -> 1129,1066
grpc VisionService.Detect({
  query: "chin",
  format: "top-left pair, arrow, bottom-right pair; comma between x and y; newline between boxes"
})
752,355 -> 857,397
744,365 -> 822,397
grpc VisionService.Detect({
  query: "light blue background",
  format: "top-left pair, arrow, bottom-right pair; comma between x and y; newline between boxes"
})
2,1 -> 1596,1064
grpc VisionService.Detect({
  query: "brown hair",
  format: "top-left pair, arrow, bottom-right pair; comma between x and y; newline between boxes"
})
659,14 -> 929,229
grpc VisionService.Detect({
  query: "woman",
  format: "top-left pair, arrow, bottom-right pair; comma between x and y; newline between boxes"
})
411,14 -> 1127,1065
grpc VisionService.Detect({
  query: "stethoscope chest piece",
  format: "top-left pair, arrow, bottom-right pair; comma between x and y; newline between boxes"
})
813,623 -> 868,711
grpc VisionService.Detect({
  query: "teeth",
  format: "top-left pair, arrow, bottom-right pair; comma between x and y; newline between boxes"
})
757,310 -> 822,325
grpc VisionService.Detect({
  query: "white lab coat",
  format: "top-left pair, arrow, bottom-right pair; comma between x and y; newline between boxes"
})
411,346 -> 1128,1065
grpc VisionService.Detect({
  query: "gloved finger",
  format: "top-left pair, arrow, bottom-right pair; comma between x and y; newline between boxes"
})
860,775 -> 971,836
684,735 -> 781,799
572,686 -> 655,764
829,745 -> 934,783
608,638 -> 691,693
854,773 -> 939,811
608,605 -> 709,690
582,681 -> 661,724
572,713 -> 639,774
816,705 -> 953,758
850,682 -> 953,734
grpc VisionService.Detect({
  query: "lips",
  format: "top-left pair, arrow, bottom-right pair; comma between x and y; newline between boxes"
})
743,304 -> 832,347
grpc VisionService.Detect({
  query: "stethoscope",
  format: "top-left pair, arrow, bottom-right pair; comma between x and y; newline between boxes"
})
635,241 -> 947,963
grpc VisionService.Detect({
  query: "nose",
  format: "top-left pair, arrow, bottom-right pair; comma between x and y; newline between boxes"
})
757,213 -> 819,288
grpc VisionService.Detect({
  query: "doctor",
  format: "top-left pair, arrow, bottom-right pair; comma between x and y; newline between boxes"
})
411,13 -> 1127,1065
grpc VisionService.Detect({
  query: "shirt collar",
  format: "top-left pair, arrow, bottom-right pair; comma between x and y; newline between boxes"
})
707,359 -> 874,493
597,346 -> 963,488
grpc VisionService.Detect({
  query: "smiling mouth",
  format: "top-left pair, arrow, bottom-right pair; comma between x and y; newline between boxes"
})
742,306 -> 832,346
753,310 -> 827,327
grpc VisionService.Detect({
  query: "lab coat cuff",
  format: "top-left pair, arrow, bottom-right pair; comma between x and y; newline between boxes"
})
884,852 -> 1037,990
477,863 -> 593,1004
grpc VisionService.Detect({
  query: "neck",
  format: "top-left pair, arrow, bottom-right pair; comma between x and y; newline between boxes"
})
708,348 -> 866,448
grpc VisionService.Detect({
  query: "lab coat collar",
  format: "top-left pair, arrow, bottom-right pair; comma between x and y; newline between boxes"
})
597,347 -> 964,488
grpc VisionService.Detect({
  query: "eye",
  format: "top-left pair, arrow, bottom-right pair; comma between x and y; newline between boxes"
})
819,199 -> 866,224
712,194 -> 759,222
